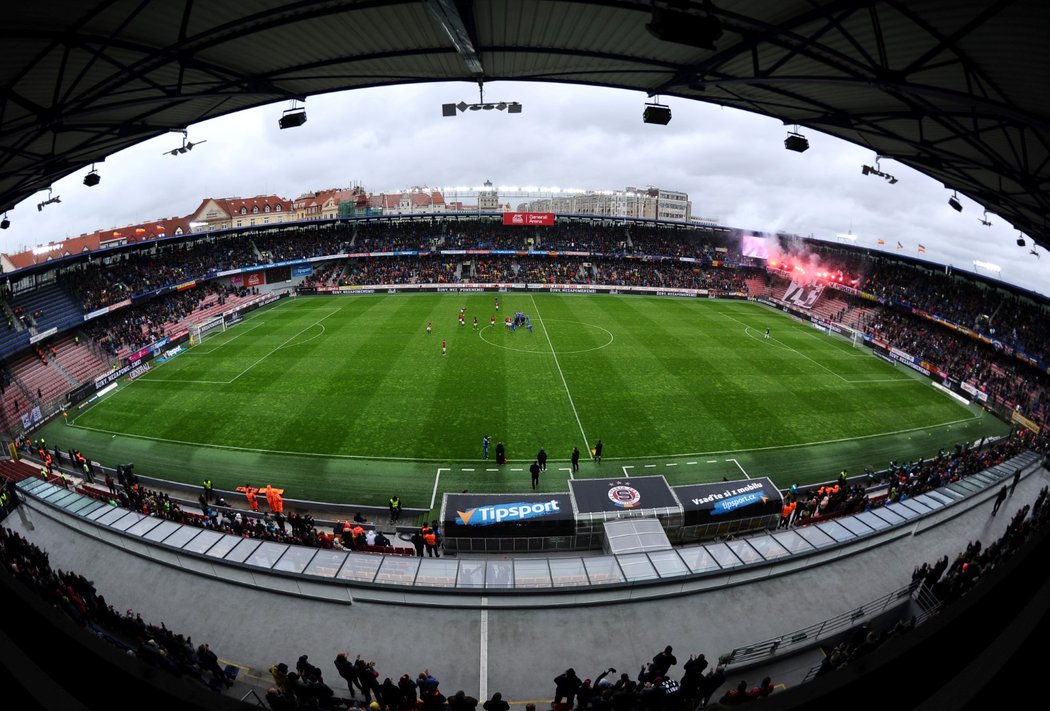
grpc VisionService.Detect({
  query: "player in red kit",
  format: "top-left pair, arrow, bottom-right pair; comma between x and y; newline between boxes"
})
426,321 -> 432,334
441,339 -> 447,355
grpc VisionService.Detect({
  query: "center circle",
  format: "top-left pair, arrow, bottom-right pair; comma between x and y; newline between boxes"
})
478,318 -> 615,354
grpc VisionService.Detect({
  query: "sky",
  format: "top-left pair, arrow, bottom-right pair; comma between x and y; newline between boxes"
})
2,80 -> 1047,297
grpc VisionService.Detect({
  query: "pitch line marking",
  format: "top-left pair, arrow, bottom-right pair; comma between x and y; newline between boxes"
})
486,468 -> 498,472
462,468 -> 475,472
644,464 -> 656,468
530,295 -> 590,453
479,604 -> 489,701
724,309 -> 911,384
227,311 -> 340,383
622,465 -> 634,477
707,459 -> 718,463
666,463 -> 677,467
741,324 -> 908,383
727,458 -> 750,479
511,468 -> 523,472
192,322 -> 266,354
430,468 -> 449,509
67,413 -> 983,465
687,461 -> 698,465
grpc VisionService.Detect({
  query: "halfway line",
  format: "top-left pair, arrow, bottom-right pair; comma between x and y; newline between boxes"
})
530,295 -> 590,452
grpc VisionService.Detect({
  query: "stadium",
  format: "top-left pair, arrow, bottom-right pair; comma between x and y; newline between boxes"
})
1,3 -> 1049,711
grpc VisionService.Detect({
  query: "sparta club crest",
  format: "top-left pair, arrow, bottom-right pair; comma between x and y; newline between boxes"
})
608,484 -> 642,508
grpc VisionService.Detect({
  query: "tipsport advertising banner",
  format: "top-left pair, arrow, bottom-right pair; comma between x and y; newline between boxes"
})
674,478 -> 782,526
442,493 -> 574,538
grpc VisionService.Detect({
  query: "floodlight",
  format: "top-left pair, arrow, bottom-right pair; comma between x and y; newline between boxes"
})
507,102 -> 522,114
948,192 -> 962,212
442,103 -> 458,117
1017,236 -> 1026,247
83,166 -> 101,186
643,103 -> 672,125
279,107 -> 307,129
0,215 -> 8,230
784,132 -> 809,153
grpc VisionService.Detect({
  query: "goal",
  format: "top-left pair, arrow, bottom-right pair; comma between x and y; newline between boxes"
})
188,316 -> 225,346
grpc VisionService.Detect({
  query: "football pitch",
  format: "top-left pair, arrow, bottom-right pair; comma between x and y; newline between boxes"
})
48,293 -> 1007,511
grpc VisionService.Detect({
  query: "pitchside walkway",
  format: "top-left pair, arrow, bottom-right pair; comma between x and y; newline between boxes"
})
5,452 -> 1048,707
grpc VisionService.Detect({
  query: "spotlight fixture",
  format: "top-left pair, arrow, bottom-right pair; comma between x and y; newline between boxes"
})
861,159 -> 897,184
1017,235 -> 1026,247
784,129 -> 809,153
441,82 -> 521,116
163,129 -> 207,156
978,211 -> 992,227
36,189 -> 61,212
0,214 -> 8,230
643,101 -> 672,125
83,164 -> 101,187
647,2 -> 724,51
279,101 -> 307,129
948,191 -> 962,212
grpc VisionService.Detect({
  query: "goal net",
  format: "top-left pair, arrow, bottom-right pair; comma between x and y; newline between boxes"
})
188,316 -> 225,346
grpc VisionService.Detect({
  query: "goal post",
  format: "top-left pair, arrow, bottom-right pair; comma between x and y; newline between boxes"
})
188,316 -> 226,346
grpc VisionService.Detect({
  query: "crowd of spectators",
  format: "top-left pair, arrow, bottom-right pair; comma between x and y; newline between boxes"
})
81,281 -> 248,356
0,525 -> 237,693
782,427 -> 1046,527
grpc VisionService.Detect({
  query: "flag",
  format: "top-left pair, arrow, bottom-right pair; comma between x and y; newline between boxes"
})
877,239 -> 885,245
918,244 -> 926,253
896,241 -> 903,249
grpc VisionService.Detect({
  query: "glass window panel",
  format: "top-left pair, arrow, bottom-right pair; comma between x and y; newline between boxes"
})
94,507 -> 130,526
617,553 -> 658,582
647,550 -> 689,578
143,520 -> 182,543
724,539 -> 764,565
222,538 -> 262,563
68,497 -> 102,514
583,556 -> 625,585
202,533 -> 242,558
303,550 -> 347,578
548,558 -> 589,587
485,561 -> 515,589
415,558 -> 459,587
883,501 -> 920,520
86,503 -> 118,520
165,526 -> 207,550
513,559 -> 551,588
336,554 -> 382,582
271,547 -> 315,574
794,525 -> 837,548
40,486 -> 74,502
746,535 -> 791,560
852,511 -> 891,531
924,490 -> 954,506
375,557 -> 419,585
55,493 -> 85,510
769,530 -> 815,554
898,497 -> 932,515
245,541 -> 289,568
677,546 -> 722,573
813,520 -> 854,542
705,542 -> 744,569
110,512 -> 146,532
456,560 -> 486,588
869,506 -> 906,525
836,517 -> 875,537
125,516 -> 164,537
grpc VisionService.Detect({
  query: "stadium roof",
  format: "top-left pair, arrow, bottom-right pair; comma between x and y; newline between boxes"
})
3,1 -> 1049,250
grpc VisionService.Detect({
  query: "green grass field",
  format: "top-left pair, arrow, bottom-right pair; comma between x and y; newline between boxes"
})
42,293 -> 1008,511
